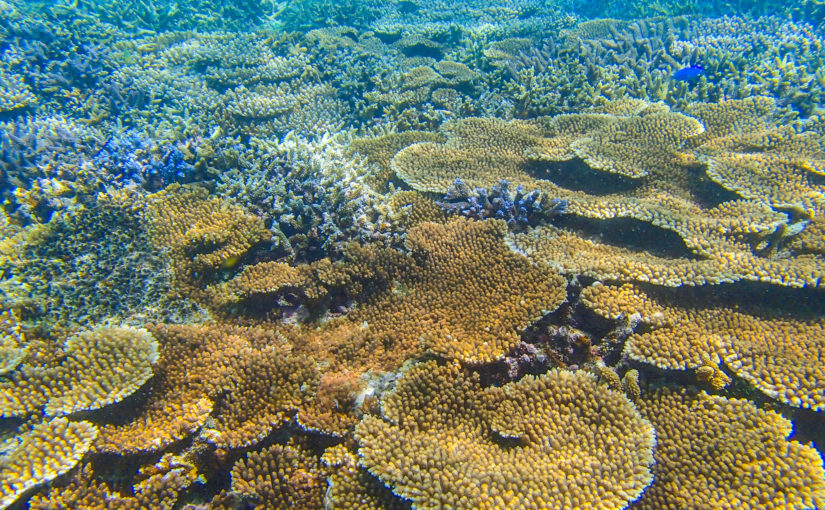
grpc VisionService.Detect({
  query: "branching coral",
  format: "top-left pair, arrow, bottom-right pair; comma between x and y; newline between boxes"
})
215,133 -> 391,262
355,361 -> 655,510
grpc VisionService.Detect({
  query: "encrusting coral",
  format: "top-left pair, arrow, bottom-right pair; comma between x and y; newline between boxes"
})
632,388 -> 825,510
355,361 -> 656,510
581,283 -> 825,410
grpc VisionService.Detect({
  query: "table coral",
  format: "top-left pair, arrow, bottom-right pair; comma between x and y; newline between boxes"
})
144,184 -> 268,280
581,283 -> 825,410
0,326 -> 159,418
632,388 -> 825,510
231,442 -> 327,509
94,324 -> 319,453
568,110 -> 704,178
0,418 -> 98,509
355,361 -> 655,510
507,224 -> 825,288
349,218 -> 567,364
44,326 -> 158,416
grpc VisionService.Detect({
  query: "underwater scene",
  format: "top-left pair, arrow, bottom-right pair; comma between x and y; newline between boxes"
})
2,0 -> 825,508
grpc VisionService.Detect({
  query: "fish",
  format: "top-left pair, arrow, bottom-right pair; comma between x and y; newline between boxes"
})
672,65 -> 704,82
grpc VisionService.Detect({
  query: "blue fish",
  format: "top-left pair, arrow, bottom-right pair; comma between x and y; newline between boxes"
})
672,65 -> 704,82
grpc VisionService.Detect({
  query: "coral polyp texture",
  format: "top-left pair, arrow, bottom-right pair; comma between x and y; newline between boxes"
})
581,283 -> 825,410
633,389 -> 825,510
231,442 -> 327,509
355,361 -> 656,510
1,0 -> 825,507
0,418 -> 98,509
0,326 -> 159,418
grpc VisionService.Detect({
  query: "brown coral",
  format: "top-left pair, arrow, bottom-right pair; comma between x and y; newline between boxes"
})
581,283 -> 825,410
632,388 -> 825,509
95,324 -> 318,453
231,442 -> 327,509
0,326 -> 159,418
350,218 -> 567,364
355,361 -> 655,510
144,184 -> 268,280
390,117 -> 551,192
0,418 -> 98,509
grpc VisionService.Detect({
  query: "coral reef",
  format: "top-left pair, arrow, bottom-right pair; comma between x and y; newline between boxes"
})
355,361 -> 655,510
0,1 -> 824,508
582,283 -> 825,410
633,388 -> 825,509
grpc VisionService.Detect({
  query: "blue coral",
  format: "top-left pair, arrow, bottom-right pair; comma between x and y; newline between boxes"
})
92,131 -> 196,191
438,178 -> 566,230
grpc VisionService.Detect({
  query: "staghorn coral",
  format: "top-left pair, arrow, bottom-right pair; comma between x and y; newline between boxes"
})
0,326 -> 159,418
581,283 -> 825,410
0,417 -> 98,509
632,388 -> 825,510
215,133 -> 391,262
437,178 -> 567,230
355,361 -> 655,510
231,442 -> 327,509
0,71 -> 35,113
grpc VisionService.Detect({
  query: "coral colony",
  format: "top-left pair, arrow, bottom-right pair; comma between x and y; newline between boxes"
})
0,0 -> 824,508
